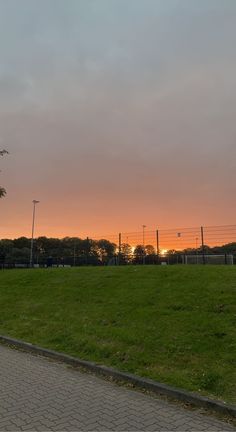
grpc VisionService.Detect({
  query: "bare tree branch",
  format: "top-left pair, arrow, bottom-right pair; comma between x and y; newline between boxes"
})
0,187 -> 6,198
0,150 -> 8,156
0,149 -> 8,198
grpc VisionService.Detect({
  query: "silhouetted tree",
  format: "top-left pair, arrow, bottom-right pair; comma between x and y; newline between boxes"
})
133,245 -> 145,264
212,242 -> 236,254
145,245 -> 155,255
96,239 -> 117,263
13,237 -> 31,249
120,243 -> 133,264
0,239 -> 13,264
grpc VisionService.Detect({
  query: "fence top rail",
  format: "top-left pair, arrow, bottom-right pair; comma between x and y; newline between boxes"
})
204,224 -> 236,230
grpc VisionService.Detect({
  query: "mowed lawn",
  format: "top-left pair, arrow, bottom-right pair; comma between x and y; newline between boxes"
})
0,266 -> 235,404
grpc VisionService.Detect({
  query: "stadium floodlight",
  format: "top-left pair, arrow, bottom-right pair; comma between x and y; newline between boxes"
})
30,200 -> 40,268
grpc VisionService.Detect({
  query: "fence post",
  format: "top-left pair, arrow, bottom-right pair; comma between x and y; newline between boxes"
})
156,229 -> 160,264
201,226 -> 205,264
118,233 -> 121,265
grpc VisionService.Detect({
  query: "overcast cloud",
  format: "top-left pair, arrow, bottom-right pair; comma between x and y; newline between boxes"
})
0,0 -> 236,237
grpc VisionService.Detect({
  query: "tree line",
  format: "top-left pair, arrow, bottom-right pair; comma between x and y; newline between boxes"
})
0,236 -> 236,267
0,237 -> 157,266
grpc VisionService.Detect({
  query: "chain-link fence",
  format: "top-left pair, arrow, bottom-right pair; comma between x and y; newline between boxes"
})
1,225 -> 236,268
92,225 -> 236,265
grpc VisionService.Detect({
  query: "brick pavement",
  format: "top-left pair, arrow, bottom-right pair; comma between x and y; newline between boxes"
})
0,344 -> 235,431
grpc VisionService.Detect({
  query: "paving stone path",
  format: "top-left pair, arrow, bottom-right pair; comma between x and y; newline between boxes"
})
0,344 -> 235,431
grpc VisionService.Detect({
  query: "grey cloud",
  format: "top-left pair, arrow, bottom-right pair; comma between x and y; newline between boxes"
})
0,0 -> 236,234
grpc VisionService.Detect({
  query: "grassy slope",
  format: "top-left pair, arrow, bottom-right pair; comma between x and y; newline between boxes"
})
0,266 -> 235,404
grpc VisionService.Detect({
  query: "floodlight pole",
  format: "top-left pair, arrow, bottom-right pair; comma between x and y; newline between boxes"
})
30,200 -> 39,268
201,226 -> 205,265
156,228 -> 160,252
118,233 -> 121,265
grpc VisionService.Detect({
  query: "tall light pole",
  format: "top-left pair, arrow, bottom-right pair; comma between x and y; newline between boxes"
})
30,200 -> 40,268
177,233 -> 181,264
142,225 -> 146,265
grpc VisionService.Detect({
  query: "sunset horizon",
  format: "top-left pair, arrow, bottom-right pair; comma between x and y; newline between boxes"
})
0,3 -> 236,428
1,0 -> 236,242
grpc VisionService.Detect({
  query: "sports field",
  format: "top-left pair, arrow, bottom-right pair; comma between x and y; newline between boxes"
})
0,265 -> 235,404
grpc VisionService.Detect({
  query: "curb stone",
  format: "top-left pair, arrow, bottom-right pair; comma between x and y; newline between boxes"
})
0,334 -> 235,419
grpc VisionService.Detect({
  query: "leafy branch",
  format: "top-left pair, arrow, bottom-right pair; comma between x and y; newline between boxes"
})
0,149 -> 8,198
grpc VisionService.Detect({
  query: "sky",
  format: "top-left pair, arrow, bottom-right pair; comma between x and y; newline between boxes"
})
0,0 -> 236,239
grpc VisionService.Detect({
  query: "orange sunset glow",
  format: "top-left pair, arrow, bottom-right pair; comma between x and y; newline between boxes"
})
0,1 -> 236,242
1,5 -> 236,432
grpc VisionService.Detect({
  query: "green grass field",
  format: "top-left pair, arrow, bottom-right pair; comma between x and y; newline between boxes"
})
0,265 -> 235,404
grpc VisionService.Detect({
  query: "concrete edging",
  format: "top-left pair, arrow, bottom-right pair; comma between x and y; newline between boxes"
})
0,334 -> 235,418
